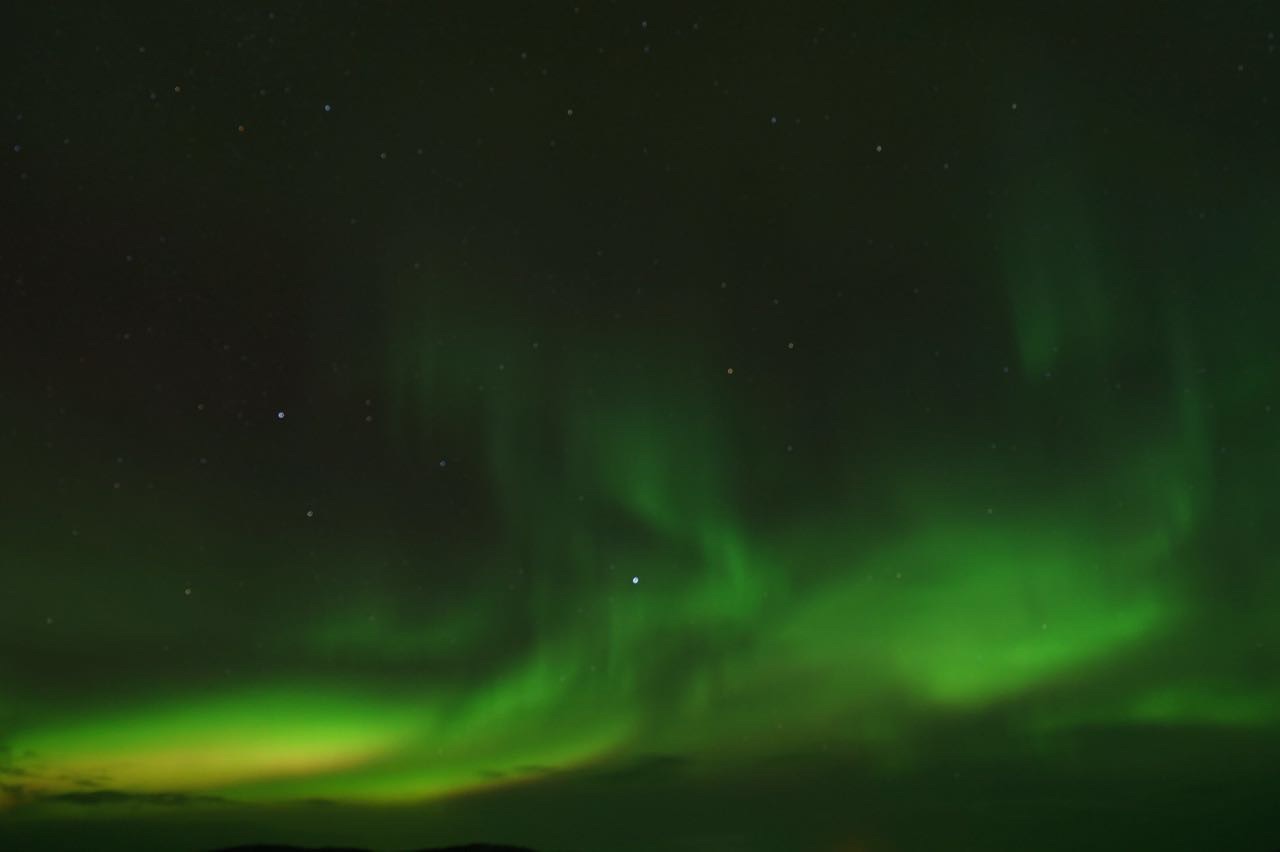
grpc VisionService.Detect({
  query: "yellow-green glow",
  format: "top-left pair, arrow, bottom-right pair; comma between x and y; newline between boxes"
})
8,687 -> 421,800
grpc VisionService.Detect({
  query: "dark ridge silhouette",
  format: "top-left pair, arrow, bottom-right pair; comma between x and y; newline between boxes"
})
206,845 -> 539,852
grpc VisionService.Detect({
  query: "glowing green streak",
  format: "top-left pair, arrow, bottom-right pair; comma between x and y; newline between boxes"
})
8,223 -> 1264,820
1001,176 -> 1114,379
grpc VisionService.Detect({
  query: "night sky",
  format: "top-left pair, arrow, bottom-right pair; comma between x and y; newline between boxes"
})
3,4 -> 1280,851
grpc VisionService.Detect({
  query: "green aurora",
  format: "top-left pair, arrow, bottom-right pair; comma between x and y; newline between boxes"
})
3,5 -> 1280,851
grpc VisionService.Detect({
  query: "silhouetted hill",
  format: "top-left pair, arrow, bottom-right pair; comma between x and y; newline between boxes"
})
207,845 -> 539,852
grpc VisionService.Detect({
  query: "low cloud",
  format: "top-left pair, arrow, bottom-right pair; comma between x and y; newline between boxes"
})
45,790 -> 231,807
585,752 -> 691,783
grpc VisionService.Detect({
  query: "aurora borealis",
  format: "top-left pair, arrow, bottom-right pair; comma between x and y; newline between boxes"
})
3,4 -> 1280,851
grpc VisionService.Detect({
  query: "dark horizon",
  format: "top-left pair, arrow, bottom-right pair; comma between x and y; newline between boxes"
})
203,844 -> 541,852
